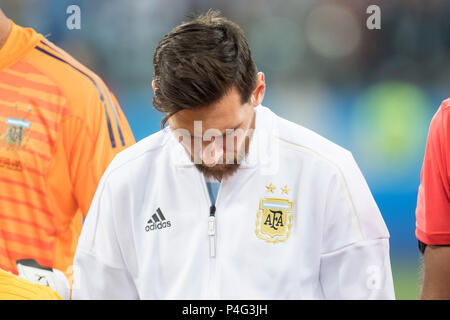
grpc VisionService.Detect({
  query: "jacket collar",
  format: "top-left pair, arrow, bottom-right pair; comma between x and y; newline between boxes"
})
166,105 -> 276,170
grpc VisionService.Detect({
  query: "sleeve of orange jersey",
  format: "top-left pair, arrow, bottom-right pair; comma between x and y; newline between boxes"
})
66,87 -> 135,217
46,83 -> 134,281
416,100 -> 450,245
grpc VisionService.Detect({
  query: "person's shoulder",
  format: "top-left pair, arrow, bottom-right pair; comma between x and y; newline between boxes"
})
264,106 -> 355,169
432,98 -> 450,129
439,98 -> 450,111
102,128 -> 170,179
28,38 -> 113,115
425,98 -> 450,146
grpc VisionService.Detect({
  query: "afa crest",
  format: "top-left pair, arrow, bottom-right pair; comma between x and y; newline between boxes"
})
5,118 -> 29,145
0,104 -> 32,151
1,118 -> 31,150
255,197 -> 293,243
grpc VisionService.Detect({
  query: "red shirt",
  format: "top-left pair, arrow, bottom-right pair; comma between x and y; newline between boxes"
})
416,98 -> 450,244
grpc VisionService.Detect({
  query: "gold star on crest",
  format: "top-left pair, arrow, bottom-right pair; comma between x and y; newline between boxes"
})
281,185 -> 291,195
265,183 -> 276,193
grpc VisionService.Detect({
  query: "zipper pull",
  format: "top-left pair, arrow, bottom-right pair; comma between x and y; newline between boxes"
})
209,205 -> 216,258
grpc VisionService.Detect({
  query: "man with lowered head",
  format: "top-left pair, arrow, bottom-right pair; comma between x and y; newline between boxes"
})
72,11 -> 395,299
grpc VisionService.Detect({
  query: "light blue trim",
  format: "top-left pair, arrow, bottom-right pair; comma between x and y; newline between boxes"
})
261,201 -> 291,210
6,118 -> 30,128
206,182 -> 221,206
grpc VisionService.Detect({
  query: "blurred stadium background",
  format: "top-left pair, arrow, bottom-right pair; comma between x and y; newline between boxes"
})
3,0 -> 450,299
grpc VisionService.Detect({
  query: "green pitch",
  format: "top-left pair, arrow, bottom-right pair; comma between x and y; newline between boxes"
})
391,259 -> 421,300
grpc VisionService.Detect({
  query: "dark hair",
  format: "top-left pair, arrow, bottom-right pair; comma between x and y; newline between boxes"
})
152,9 -> 257,127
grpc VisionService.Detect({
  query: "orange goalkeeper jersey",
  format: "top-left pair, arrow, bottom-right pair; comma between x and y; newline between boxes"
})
0,21 -> 135,276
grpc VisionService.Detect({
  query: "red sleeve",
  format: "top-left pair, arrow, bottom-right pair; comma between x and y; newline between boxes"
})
416,99 -> 450,244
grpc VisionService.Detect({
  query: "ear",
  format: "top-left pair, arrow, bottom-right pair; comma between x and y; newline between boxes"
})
251,72 -> 265,106
151,80 -> 156,92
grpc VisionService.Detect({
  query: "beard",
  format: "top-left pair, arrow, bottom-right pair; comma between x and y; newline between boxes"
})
195,162 -> 241,181
189,117 -> 255,181
194,144 -> 249,181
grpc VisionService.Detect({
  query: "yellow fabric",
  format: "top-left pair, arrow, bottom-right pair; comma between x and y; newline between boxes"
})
0,268 -> 61,300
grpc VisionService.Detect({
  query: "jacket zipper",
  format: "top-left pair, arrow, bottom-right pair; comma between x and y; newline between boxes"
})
209,205 -> 216,258
201,175 -> 221,299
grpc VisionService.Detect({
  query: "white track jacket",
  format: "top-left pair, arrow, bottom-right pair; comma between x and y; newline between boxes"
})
72,105 -> 395,299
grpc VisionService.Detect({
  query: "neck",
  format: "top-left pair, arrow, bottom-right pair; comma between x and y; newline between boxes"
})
0,10 -> 11,49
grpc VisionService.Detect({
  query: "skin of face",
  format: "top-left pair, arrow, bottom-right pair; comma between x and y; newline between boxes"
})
155,72 -> 265,181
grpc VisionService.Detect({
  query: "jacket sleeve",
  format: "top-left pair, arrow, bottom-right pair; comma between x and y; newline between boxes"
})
71,171 -> 138,299
319,152 -> 395,299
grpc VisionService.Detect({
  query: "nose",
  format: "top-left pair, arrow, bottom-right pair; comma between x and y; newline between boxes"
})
201,137 -> 224,167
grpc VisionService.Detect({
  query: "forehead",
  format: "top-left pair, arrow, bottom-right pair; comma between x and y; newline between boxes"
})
169,87 -> 245,132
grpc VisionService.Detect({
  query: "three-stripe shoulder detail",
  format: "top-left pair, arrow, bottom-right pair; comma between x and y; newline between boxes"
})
33,40 -> 125,148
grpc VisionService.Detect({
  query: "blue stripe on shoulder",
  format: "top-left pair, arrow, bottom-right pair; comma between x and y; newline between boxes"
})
40,41 -> 125,146
34,44 -> 117,148
98,80 -> 125,146
112,99 -> 126,146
